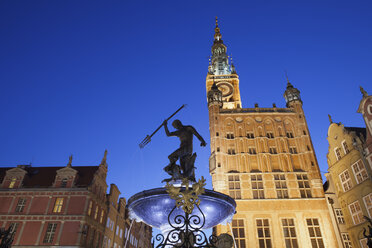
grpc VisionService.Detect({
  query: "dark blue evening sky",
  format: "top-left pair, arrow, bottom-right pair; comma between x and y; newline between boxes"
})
1,0 -> 371,198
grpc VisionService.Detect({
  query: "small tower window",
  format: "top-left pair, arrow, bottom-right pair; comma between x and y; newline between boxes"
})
286,132 -> 294,138
216,132 -> 219,136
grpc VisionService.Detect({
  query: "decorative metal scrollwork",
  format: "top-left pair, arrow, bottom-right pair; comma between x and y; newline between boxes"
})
153,203 -> 217,248
0,226 -> 15,248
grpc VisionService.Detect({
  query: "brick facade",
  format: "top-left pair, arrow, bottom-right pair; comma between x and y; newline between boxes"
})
0,154 -> 152,248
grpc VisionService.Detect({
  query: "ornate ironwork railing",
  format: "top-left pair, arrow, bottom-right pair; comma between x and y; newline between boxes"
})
153,204 -> 218,248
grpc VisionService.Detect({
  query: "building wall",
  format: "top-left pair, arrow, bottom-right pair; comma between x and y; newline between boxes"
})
205,22 -> 338,247
0,161 -> 152,248
207,74 -> 338,247
326,90 -> 372,248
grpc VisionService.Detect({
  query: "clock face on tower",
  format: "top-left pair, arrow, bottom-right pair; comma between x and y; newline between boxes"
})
217,82 -> 234,97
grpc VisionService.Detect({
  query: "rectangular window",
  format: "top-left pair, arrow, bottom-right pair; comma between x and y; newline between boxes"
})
342,140 -> 350,154
339,170 -> 353,192
363,193 -> 372,218
232,219 -> 246,248
43,223 -> 57,243
334,147 -> 342,160
256,219 -> 272,248
248,147 -> 257,154
226,133 -> 235,139
53,198 -> 64,213
352,160 -> 368,184
100,210 -> 105,223
335,209 -> 345,224
107,217 -> 110,228
269,147 -> 277,154
281,219 -> 298,248
228,175 -> 241,199
94,206 -> 99,219
286,132 -> 294,138
289,147 -> 298,154
9,223 -> 19,233
341,233 -> 352,248
348,201 -> 364,225
227,148 -> 236,155
9,178 -> 16,189
297,174 -> 312,198
15,198 -> 27,213
88,201 -> 93,215
306,218 -> 324,248
274,174 -> 288,198
252,175 -> 264,199
247,132 -> 255,139
120,228 -> 123,238
266,132 -> 274,139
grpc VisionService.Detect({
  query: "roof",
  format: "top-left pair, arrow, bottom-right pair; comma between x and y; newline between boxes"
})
0,165 -> 99,188
344,126 -> 366,139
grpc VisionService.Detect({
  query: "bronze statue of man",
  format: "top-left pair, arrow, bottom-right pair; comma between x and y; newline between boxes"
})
163,119 -> 206,182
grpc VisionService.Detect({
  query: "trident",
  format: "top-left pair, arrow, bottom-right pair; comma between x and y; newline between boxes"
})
139,104 -> 186,148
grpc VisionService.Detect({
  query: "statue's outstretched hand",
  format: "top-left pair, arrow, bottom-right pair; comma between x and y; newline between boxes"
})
200,141 -> 207,147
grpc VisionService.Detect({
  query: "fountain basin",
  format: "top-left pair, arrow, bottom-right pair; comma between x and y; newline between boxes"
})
127,187 -> 236,230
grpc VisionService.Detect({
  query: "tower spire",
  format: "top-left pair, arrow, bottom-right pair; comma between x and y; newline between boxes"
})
210,17 -> 230,75
283,73 -> 302,107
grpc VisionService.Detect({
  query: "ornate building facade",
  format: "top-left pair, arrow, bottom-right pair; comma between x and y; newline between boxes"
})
206,20 -> 338,247
0,152 -> 152,248
325,88 -> 372,248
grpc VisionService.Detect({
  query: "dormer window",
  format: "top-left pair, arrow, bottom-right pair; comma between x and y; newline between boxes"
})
9,178 -> 16,189
61,178 -> 67,188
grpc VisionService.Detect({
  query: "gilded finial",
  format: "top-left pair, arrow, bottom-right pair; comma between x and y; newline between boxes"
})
360,86 -> 368,97
214,17 -> 221,40
328,114 -> 333,124
100,149 -> 108,166
67,155 -> 73,167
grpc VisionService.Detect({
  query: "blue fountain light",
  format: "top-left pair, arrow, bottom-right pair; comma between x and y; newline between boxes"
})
127,187 -> 236,231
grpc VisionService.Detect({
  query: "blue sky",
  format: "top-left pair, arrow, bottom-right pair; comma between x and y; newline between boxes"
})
0,0 -> 371,199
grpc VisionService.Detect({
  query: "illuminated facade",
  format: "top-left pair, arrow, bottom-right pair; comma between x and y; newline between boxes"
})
0,153 -> 152,248
206,19 -> 338,247
325,88 -> 372,248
